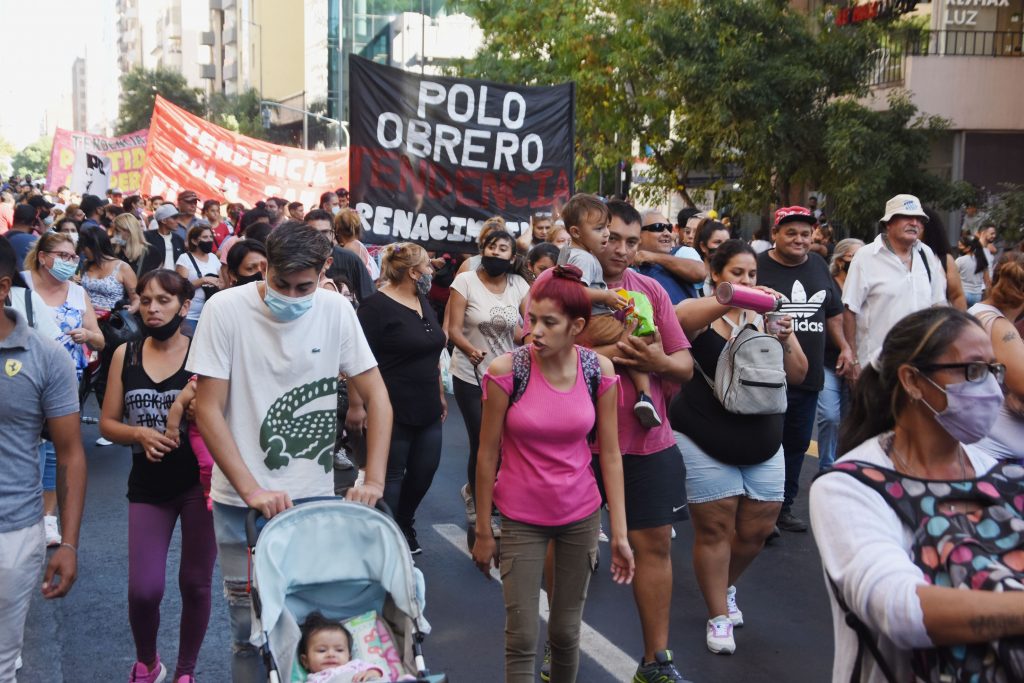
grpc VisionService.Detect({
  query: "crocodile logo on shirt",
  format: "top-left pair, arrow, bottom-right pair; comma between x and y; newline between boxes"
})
778,280 -> 826,333
260,376 -> 339,473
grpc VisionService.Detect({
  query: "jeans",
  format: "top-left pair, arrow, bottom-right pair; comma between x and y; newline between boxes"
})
0,521 -> 44,683
212,502 -> 267,682
38,441 -> 56,492
383,419 -> 443,530
965,291 -> 982,308
782,388 -> 819,511
815,368 -> 851,470
453,376 -> 483,492
128,485 -> 217,678
500,509 -> 600,683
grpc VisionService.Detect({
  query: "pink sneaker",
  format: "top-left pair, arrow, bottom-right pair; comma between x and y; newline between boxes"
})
129,658 -> 167,683
175,676 -> 195,683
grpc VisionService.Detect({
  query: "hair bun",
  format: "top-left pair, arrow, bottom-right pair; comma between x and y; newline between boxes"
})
551,264 -> 584,284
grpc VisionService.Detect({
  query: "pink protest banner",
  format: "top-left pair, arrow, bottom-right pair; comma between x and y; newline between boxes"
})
46,127 -> 149,193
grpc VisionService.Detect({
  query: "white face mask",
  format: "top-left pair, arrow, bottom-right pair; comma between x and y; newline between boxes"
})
331,206 -> 341,216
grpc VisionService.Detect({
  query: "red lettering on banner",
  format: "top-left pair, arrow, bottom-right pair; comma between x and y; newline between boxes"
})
428,163 -> 453,199
397,156 -> 423,196
481,174 -> 505,210
455,170 -> 483,208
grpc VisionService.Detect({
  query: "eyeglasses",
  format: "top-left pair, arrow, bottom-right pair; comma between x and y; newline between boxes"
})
641,223 -> 672,233
917,362 -> 1006,384
45,251 -> 79,263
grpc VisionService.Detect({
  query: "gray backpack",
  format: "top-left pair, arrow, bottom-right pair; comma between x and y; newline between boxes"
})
696,321 -> 788,415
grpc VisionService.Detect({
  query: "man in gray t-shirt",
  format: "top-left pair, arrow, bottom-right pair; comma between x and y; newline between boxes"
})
0,262 -> 87,673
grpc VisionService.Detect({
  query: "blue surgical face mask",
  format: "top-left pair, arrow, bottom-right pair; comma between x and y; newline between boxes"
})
48,258 -> 78,283
263,283 -> 314,321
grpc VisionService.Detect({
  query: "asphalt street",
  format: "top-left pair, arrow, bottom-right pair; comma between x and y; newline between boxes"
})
19,396 -> 835,682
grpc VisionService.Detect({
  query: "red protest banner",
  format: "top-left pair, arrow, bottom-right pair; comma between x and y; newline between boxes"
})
140,95 -> 348,206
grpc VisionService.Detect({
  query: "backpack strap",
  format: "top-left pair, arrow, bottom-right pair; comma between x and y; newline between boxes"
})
578,346 -> 602,443
815,462 -> 921,530
509,345 -> 533,404
917,248 -> 932,284
578,347 -> 602,405
23,287 -> 34,328
826,574 -> 900,683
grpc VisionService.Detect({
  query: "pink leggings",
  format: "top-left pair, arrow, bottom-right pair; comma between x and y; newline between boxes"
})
128,484 -> 217,678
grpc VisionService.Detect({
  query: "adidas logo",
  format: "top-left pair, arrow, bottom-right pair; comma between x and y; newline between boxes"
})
779,281 -> 825,332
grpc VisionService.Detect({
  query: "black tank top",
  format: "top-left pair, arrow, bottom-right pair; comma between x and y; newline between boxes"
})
669,326 -> 784,466
121,340 -> 199,503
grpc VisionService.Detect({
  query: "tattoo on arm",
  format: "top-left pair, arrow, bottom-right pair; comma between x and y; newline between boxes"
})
1001,330 -> 1018,344
968,613 -> 1024,639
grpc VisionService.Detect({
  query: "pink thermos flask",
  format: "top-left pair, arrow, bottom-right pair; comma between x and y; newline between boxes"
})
715,282 -> 781,313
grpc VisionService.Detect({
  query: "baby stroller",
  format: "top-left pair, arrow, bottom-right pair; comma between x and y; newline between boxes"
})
246,498 -> 447,682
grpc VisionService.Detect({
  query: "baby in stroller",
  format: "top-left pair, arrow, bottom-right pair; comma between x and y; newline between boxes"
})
299,612 -> 416,683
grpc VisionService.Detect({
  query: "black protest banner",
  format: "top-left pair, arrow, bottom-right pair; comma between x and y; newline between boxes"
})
349,55 -> 575,253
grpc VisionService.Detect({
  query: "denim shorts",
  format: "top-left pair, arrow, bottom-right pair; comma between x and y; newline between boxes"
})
676,432 -> 784,504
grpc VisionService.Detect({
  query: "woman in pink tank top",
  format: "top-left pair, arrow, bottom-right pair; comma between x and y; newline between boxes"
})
471,265 -> 635,683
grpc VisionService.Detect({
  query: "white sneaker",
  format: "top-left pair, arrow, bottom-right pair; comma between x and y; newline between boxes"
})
598,526 -> 609,543
726,585 -> 744,627
461,483 -> 477,525
671,526 -> 677,539
333,449 -> 354,470
15,656 -> 22,670
706,615 -> 736,655
44,515 -> 61,547
95,436 -> 113,447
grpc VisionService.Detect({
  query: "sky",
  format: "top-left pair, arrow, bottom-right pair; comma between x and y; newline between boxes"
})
0,0 -> 119,150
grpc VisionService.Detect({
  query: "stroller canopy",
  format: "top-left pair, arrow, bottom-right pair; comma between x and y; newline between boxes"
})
251,499 -> 426,640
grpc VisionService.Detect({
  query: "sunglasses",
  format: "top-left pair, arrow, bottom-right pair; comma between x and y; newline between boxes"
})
641,223 -> 672,233
917,362 -> 1006,385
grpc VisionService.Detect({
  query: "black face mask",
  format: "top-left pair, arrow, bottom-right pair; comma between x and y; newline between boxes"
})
144,314 -> 183,341
840,261 -> 851,273
480,255 -> 511,277
235,272 -> 264,286
198,240 -> 215,254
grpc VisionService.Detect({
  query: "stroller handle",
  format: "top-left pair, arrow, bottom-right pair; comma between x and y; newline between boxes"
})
245,495 -> 393,549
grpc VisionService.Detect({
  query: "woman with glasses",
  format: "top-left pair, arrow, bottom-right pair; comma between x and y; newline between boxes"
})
355,242 -> 447,553
810,307 -> 1018,683
968,252 -> 1024,463
23,232 -> 105,546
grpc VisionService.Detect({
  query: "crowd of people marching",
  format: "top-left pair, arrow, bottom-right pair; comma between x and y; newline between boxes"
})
2,177 -> 1024,683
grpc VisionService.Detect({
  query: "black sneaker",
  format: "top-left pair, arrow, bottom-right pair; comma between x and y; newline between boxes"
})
777,509 -> 808,533
632,650 -> 693,683
402,525 -> 422,555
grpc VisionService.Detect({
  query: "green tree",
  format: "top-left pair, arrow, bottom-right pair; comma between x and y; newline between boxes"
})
989,184 -> 1024,243
457,0 -> 948,223
208,88 -> 271,140
12,136 -> 53,180
116,67 -> 204,134
820,94 -> 949,238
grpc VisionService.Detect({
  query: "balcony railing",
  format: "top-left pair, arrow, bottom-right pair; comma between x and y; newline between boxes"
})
867,30 -> 1023,87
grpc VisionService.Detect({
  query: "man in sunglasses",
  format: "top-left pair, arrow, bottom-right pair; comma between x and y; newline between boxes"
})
633,210 -> 705,304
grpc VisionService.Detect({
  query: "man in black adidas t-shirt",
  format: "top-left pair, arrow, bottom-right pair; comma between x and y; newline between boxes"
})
756,206 -> 855,532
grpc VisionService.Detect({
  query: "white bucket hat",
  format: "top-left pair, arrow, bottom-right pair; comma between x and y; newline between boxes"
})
880,194 -> 929,223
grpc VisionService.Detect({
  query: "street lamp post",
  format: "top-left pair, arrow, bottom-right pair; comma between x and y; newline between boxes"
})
259,100 -> 349,150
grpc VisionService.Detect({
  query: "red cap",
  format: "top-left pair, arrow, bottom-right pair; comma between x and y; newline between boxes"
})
774,206 -> 816,227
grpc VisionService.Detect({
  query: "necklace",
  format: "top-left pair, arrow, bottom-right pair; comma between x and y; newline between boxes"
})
883,432 -> 967,480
